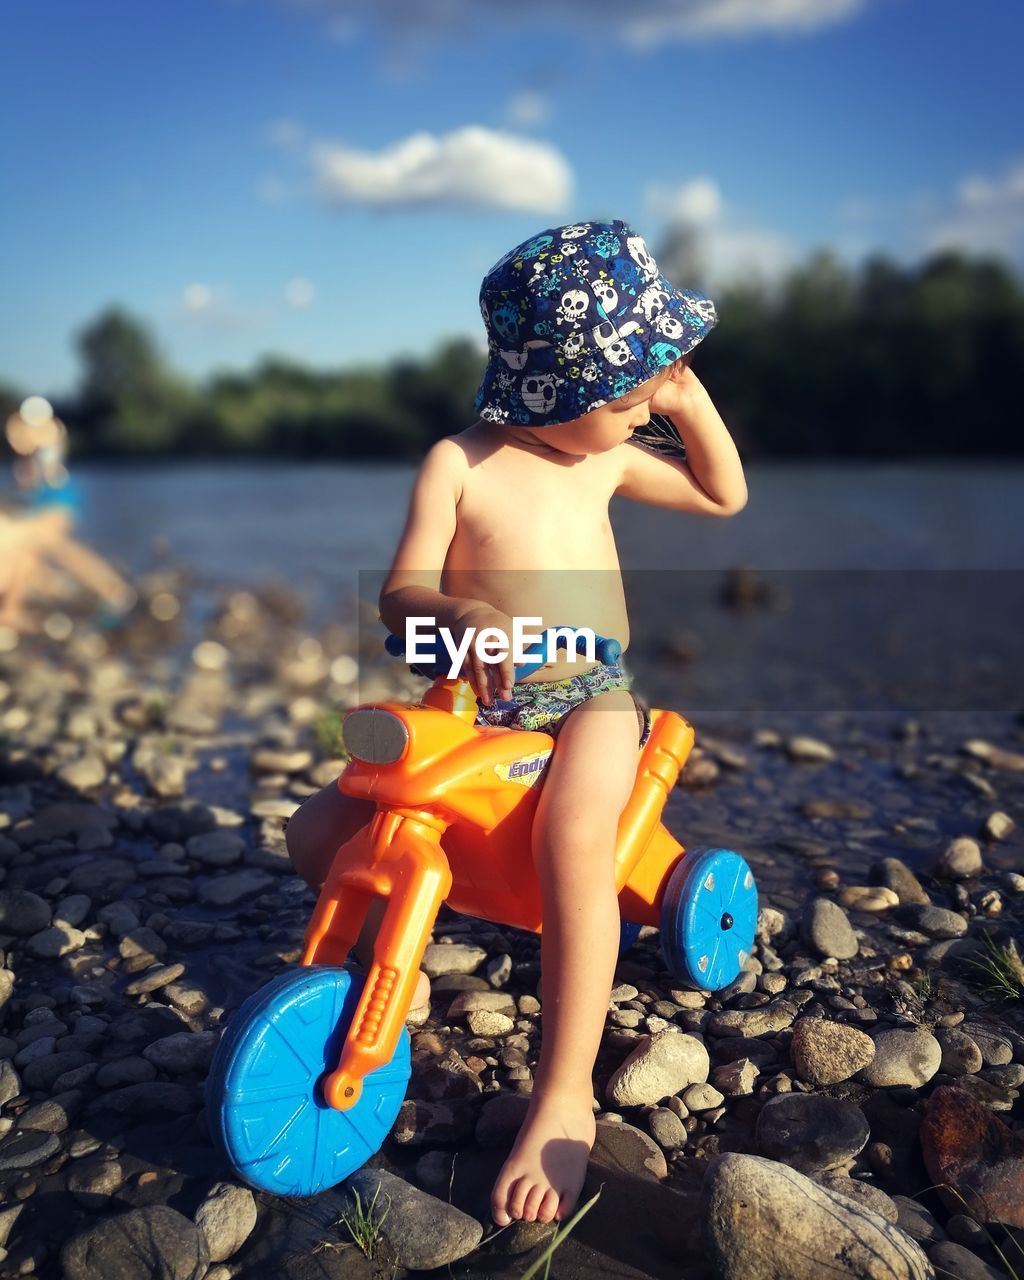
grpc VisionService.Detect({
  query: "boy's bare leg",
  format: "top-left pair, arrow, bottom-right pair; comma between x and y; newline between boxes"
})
285,782 -> 431,1008
491,690 -> 638,1227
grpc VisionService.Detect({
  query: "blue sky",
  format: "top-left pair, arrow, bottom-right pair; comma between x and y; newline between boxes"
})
3,0 -> 1022,396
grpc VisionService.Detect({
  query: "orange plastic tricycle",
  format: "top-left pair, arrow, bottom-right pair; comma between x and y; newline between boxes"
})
207,625 -> 757,1196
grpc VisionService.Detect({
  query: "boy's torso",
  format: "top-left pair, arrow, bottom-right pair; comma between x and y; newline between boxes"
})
441,422 -> 631,682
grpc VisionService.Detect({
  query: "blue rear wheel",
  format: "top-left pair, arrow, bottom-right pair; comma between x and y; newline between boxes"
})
660,848 -> 758,991
206,966 -> 411,1197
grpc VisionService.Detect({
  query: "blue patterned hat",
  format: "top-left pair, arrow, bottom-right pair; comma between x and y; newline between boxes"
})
474,219 -> 717,428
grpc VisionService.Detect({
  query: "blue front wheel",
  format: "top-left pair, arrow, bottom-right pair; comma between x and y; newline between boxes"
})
206,966 -> 411,1197
660,848 -> 758,991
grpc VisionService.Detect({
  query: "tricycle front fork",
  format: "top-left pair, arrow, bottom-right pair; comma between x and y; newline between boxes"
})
301,807 -> 452,1110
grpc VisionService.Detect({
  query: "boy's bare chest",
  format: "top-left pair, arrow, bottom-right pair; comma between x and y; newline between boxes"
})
448,447 -> 620,570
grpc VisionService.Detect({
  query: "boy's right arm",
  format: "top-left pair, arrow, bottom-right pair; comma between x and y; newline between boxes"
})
377,439 -> 515,701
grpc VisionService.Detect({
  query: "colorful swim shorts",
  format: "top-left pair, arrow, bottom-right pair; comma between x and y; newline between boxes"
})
474,660 -> 652,750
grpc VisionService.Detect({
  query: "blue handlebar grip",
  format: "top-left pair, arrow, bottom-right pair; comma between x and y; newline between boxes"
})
383,626 -> 621,686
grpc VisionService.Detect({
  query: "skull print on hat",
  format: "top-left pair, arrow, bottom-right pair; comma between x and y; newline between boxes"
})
474,220 -> 718,428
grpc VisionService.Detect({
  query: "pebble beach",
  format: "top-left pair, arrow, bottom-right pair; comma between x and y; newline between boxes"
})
0,561 -> 1022,1280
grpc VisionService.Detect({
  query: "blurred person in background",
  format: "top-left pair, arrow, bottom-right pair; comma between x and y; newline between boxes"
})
1,397 -> 135,632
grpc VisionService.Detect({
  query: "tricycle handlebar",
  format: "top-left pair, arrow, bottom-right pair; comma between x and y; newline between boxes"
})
384,625 -> 621,685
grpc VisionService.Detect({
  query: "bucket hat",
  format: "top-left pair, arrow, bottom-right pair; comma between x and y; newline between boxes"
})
474,219 -> 717,428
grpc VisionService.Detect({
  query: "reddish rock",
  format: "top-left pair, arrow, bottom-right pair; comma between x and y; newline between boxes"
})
920,1085 -> 1024,1226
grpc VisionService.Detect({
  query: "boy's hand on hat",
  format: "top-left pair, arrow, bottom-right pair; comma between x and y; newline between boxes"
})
649,359 -> 699,418
451,603 -> 517,705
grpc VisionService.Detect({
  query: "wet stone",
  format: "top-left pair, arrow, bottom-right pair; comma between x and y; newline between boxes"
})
124,963 -> 186,996
756,1093 -> 870,1173
0,889 -> 51,936
61,1205 -> 209,1280
0,1129 -> 62,1171
66,1157 -> 126,1208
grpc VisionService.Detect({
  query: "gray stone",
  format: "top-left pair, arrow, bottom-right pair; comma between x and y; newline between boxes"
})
872,857 -> 930,906
23,1050 -> 92,1090
11,803 -> 115,847
95,1056 -> 158,1088
814,1171 -> 899,1222
194,1182 -> 257,1263
142,1030 -> 218,1075
67,857 -> 137,896
926,1241 -> 1004,1280
801,898 -> 859,960
703,1153 -> 932,1280
682,1082 -> 724,1111
756,1093 -> 870,1173
707,1001 -> 797,1039
0,1059 -> 21,1106
859,1027 -> 942,1088
446,990 -> 517,1019
66,1157 -> 126,1208
591,1117 -> 668,1180
18,1091 -> 80,1132
89,1083 -> 197,1117
893,1196 -> 946,1244
185,831 -> 246,867
0,889 -> 51,935
58,754 -> 107,790
196,870 -> 273,906
936,1027 -> 984,1076
124,963 -> 186,996
55,894 -> 92,927
786,736 -> 835,762
26,922 -> 87,958
712,1058 -> 759,1096
466,1010 -> 515,1036
790,1017 -> 876,1086
934,837 -> 983,880
0,1128 -> 62,1170
606,1029 -> 709,1107
421,942 -> 487,977
901,905 -> 968,939
343,1167 -> 482,1270
648,1106 -> 688,1149
61,1205 -> 208,1280
392,1098 -> 475,1146
960,1024 -> 1013,1066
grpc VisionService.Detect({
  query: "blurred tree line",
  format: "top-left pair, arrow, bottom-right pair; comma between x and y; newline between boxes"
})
2,246 -> 1022,459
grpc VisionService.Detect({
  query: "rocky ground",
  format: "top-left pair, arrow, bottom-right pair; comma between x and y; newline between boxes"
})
0,571 -> 1022,1280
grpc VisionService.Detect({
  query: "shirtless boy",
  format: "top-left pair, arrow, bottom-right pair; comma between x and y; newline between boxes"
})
286,219 -> 747,1228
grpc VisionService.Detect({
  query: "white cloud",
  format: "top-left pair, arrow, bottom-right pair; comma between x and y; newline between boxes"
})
504,90 -> 550,128
267,117 -> 305,150
622,0 -> 867,46
648,176 -> 723,226
281,0 -> 871,46
256,174 -> 291,206
309,125 -> 572,213
836,158 -> 1024,267
921,158 -> 1024,262
178,284 -> 273,332
285,277 -> 315,308
647,177 -> 800,292
183,282 -> 214,313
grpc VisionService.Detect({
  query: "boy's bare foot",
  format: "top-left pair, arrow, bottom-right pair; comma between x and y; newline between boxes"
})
491,1087 -> 596,1226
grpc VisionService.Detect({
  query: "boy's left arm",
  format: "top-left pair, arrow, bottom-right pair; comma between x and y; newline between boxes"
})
616,364 -> 748,515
